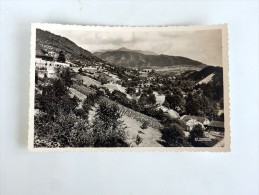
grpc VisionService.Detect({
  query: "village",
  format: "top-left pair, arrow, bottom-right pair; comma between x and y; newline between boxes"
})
34,48 -> 225,147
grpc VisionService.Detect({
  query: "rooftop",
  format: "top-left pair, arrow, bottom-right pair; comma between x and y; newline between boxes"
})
180,115 -> 209,123
208,121 -> 224,128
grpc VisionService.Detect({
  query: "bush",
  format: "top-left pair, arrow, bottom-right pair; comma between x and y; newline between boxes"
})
147,94 -> 156,104
135,135 -> 143,145
188,124 -> 207,147
57,50 -> 66,63
160,123 -> 190,147
91,101 -> 128,147
140,121 -> 149,129
78,68 -> 83,74
69,119 -> 94,147
34,110 -> 94,147
74,108 -> 88,119
59,68 -> 73,87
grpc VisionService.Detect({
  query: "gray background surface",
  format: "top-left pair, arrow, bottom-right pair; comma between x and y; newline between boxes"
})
0,0 -> 259,195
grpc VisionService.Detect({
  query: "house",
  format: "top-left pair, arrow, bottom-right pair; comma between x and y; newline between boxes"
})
207,121 -> 224,132
84,67 -> 98,74
180,115 -> 210,125
36,54 -> 53,61
185,119 -> 204,131
36,46 -> 54,62
66,61 -> 79,67
53,62 -> 70,68
36,54 -> 70,78
35,55 -> 54,68
140,71 -> 148,77
157,106 -> 180,119
180,115 -> 210,131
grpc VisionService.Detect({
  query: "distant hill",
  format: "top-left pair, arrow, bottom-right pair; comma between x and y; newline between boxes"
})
188,66 -> 224,100
94,47 -> 158,56
117,47 -> 158,55
187,66 -> 223,81
36,29 -> 103,66
94,48 -> 206,69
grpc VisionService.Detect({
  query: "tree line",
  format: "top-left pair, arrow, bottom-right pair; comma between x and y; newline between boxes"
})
34,68 -> 128,147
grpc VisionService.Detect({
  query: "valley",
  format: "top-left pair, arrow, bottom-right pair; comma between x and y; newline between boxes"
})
34,28 -> 225,148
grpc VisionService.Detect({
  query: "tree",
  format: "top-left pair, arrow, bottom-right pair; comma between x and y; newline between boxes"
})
74,108 -> 88,119
60,68 -> 73,87
99,76 -> 108,85
91,101 -> 128,147
34,72 -> 95,148
140,121 -> 149,129
57,50 -> 66,63
163,93 -> 183,110
45,78 -> 68,97
44,73 -> 48,80
104,88 -> 111,96
171,87 -> 182,95
163,101 -> 170,109
147,93 -> 156,104
161,116 -> 187,129
78,67 -> 83,74
163,87 -> 183,110
82,93 -> 98,114
34,111 -> 93,147
147,87 -> 153,94
219,113 -> 224,121
126,87 -> 135,95
138,92 -> 149,105
199,95 -> 210,116
188,124 -> 206,147
69,118 -> 93,147
185,92 -> 199,115
35,70 -> 38,84
110,90 -> 131,107
160,123 -> 190,147
35,111 -> 76,147
38,78 -> 78,118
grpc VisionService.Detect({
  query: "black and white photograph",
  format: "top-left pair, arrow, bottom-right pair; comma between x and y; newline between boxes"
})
3,1 -> 259,195
29,24 -> 230,151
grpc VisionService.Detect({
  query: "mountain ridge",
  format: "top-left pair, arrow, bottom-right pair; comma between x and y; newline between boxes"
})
94,47 -> 158,56
36,29 -> 103,66
94,49 -> 206,69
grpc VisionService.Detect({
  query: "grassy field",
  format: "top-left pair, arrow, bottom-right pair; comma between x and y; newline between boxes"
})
122,115 -> 163,147
72,84 -> 96,96
69,88 -> 86,101
75,74 -> 101,87
154,66 -> 202,75
69,82 -> 164,147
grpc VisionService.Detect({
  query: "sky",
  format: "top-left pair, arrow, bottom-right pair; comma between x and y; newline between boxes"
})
42,28 -> 222,66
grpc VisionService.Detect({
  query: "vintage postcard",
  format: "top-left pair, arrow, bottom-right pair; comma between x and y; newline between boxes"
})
28,23 -> 230,152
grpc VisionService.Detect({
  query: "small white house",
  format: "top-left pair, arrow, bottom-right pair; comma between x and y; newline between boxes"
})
185,119 -> 205,131
157,106 -> 180,119
180,115 -> 210,131
53,62 -> 70,68
36,57 -> 70,78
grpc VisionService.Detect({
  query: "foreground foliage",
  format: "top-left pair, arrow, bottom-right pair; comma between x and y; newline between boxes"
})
34,68 -> 128,147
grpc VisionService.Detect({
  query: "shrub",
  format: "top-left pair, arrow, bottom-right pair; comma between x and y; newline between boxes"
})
140,121 -> 149,129
74,108 -> 88,119
91,101 -> 128,147
57,50 -> 66,63
135,135 -> 143,145
188,124 -> 207,147
160,123 -> 190,147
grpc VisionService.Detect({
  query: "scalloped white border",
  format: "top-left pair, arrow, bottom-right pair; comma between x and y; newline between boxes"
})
28,23 -> 230,152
